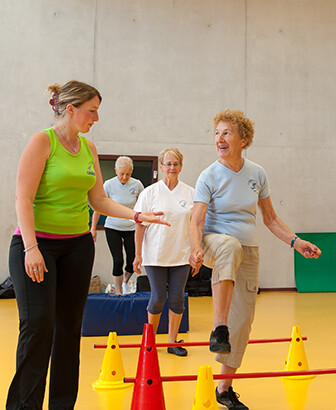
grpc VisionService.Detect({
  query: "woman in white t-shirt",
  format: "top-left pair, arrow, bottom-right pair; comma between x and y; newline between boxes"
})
133,148 -> 194,356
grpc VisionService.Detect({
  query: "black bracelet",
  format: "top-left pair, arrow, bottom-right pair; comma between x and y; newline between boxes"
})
290,236 -> 298,248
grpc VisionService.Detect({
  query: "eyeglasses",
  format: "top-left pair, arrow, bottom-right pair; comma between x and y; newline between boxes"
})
162,162 -> 181,168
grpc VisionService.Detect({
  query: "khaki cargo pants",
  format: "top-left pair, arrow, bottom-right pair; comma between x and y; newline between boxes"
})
202,233 -> 259,368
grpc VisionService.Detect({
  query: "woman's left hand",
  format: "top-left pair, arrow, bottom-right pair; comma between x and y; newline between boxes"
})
138,212 -> 171,226
294,238 -> 321,259
90,228 -> 97,242
133,256 -> 143,275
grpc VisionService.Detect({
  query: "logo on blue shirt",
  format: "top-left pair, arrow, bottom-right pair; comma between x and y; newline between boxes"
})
248,179 -> 258,192
130,188 -> 136,195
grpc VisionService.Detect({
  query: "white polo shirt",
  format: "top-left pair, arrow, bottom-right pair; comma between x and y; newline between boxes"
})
134,180 -> 195,266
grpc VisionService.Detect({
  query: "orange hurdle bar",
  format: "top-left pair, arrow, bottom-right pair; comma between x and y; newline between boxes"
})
94,336 -> 307,349
124,368 -> 336,383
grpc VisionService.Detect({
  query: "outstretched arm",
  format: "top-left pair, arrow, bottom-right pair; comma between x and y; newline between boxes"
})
87,141 -> 170,226
258,196 -> 321,258
189,202 -> 208,275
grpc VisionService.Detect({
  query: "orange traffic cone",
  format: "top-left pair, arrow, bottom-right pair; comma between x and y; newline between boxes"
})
192,365 -> 219,410
282,325 -> 315,380
92,332 -> 132,390
130,323 -> 166,410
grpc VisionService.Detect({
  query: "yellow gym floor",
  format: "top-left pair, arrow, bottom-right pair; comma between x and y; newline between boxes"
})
1,291 -> 335,409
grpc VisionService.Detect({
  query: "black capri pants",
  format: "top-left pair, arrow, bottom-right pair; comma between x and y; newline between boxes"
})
6,233 -> 94,410
105,228 -> 135,276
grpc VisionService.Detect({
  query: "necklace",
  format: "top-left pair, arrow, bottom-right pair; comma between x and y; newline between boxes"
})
56,126 -> 79,153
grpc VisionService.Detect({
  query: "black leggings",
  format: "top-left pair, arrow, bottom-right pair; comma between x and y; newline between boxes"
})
105,228 -> 135,276
6,233 -> 95,410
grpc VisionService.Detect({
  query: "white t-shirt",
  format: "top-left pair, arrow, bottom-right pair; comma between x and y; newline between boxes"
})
194,159 -> 270,246
134,180 -> 195,266
103,177 -> 144,231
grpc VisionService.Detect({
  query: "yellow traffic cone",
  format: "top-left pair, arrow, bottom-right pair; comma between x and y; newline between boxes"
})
282,378 -> 312,410
192,365 -> 219,410
282,325 -> 315,380
92,332 -> 133,390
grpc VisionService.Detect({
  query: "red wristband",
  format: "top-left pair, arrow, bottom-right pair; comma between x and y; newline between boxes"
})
134,212 -> 142,224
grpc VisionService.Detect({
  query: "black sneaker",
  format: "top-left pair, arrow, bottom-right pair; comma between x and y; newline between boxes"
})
216,386 -> 249,409
209,325 -> 231,353
167,340 -> 188,357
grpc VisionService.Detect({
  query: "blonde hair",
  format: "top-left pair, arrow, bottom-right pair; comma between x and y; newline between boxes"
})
115,156 -> 134,171
158,147 -> 183,165
213,109 -> 255,148
47,80 -> 102,118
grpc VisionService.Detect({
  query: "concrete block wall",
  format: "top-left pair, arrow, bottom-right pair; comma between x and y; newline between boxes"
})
1,0 -> 335,288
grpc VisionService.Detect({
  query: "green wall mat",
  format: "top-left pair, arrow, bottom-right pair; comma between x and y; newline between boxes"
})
294,232 -> 336,293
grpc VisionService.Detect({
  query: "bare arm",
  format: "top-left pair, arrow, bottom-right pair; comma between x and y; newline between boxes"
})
90,211 -> 100,242
189,202 -> 208,274
16,132 -> 51,282
87,141 -> 170,225
258,196 -> 321,258
133,223 -> 146,274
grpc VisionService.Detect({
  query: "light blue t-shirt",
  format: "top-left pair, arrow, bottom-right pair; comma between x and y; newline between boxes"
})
194,159 -> 270,246
103,177 -> 144,231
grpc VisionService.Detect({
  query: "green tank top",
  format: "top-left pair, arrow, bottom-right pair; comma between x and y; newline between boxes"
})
33,128 -> 96,234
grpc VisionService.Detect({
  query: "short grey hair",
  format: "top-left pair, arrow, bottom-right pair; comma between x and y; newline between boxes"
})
158,147 -> 183,165
115,156 -> 134,171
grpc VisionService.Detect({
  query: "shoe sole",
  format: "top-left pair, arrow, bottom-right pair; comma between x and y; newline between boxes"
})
209,343 -> 231,354
167,348 -> 188,357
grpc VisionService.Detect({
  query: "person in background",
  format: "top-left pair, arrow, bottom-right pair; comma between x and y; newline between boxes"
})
91,156 -> 144,295
133,148 -> 194,356
7,80 -> 169,410
189,109 -> 321,409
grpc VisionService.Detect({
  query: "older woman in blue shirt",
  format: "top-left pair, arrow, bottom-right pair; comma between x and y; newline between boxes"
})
189,109 -> 321,410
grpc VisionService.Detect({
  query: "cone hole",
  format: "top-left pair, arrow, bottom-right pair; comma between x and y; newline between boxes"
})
112,371 -> 116,376
203,399 -> 212,408
296,338 -> 301,342
147,379 -> 153,385
146,347 -> 152,352
285,361 -> 287,365
298,362 -> 302,367
111,345 -> 116,349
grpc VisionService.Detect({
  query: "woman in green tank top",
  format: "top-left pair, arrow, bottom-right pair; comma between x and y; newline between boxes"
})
7,80 -> 170,410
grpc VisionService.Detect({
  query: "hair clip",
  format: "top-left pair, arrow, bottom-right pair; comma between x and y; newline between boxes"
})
49,93 -> 59,112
